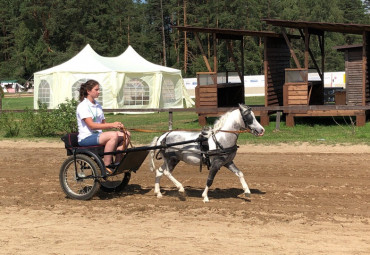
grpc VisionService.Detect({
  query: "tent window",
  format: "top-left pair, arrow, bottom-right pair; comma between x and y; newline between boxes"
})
72,79 -> 103,105
162,79 -> 176,104
38,80 -> 50,107
123,79 -> 149,105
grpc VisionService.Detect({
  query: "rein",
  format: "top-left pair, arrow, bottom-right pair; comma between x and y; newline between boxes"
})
218,129 -> 252,134
126,127 -> 252,134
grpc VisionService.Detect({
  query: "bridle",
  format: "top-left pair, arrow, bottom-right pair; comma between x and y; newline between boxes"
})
239,107 -> 254,127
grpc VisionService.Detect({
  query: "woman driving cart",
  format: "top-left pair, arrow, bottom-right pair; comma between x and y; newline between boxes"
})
76,79 -> 130,174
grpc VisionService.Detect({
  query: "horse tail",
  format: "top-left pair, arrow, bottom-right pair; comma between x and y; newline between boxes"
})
149,136 -> 159,172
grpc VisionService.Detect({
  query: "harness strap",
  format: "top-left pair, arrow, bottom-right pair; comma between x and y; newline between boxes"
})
211,131 -> 224,150
207,145 -> 238,156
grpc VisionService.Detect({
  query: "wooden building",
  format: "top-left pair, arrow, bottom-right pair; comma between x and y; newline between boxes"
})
173,26 -> 289,126
175,20 -> 370,127
263,19 -> 370,126
335,44 -> 370,106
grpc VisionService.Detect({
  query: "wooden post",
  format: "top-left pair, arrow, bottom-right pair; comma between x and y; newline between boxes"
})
241,37 -> 245,102
281,28 -> 301,69
263,36 -> 268,107
260,112 -> 270,126
160,0 -> 166,66
286,113 -> 295,127
226,40 -> 242,82
362,31 -> 367,106
198,115 -> 207,126
356,113 -> 366,126
304,27 -> 309,70
299,29 -> 323,81
183,0 -> 187,73
321,32 -> 325,87
213,33 -> 217,73
195,32 -> 213,72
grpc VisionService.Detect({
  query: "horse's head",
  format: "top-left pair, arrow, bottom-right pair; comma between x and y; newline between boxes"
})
238,104 -> 265,136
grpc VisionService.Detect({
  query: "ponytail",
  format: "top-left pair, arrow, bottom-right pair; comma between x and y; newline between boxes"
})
79,79 -> 99,102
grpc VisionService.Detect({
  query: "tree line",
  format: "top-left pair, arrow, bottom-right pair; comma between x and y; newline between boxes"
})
1,0 -> 369,84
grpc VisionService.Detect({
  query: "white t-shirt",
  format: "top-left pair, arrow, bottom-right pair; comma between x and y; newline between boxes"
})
76,98 -> 105,142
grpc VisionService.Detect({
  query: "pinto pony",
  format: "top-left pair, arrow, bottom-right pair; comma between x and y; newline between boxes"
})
149,104 -> 265,202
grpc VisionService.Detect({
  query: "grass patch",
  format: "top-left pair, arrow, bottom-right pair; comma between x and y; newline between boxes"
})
245,96 -> 265,105
1,96 -> 370,145
2,97 -> 33,110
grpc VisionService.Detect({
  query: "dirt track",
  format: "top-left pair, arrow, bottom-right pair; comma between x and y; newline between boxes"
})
0,141 -> 369,254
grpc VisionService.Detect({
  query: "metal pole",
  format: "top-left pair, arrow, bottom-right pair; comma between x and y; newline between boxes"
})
168,111 -> 173,131
275,111 -> 281,131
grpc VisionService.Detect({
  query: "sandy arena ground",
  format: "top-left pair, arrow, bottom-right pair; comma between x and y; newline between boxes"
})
0,140 -> 369,254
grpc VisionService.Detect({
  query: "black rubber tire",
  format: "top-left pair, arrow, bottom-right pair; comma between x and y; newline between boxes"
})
59,154 -> 101,200
100,171 -> 131,193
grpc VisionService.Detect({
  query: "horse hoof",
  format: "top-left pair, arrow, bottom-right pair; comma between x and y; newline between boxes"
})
178,191 -> 186,201
202,197 -> 209,203
156,193 -> 163,198
245,193 -> 251,198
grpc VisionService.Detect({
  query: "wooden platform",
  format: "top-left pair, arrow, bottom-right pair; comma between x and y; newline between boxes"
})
196,105 -> 370,127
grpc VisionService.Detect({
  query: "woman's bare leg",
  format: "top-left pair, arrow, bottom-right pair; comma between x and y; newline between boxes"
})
98,131 -> 119,166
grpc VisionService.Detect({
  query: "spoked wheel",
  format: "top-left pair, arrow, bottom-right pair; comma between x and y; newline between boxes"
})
100,171 -> 131,193
59,154 -> 101,200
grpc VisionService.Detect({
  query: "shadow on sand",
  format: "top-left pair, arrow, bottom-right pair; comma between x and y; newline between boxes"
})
160,186 -> 266,202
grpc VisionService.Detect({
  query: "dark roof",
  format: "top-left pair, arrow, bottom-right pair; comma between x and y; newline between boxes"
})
262,19 -> 370,34
172,26 -> 281,38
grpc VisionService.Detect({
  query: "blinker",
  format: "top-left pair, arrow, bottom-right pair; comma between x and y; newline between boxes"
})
242,110 -> 254,126
239,104 -> 254,127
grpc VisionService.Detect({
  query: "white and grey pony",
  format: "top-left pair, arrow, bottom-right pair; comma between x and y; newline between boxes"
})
149,104 -> 265,202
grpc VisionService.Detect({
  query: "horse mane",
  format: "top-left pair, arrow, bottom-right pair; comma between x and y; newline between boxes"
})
213,109 -> 239,131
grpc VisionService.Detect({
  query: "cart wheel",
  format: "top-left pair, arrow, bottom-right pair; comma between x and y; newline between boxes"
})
59,154 -> 101,200
100,171 -> 131,193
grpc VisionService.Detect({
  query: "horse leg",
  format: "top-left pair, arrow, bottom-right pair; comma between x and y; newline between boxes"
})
163,158 -> 184,194
154,164 -> 166,198
202,162 -> 221,203
225,162 -> 251,197
155,158 -> 183,197
163,169 -> 185,193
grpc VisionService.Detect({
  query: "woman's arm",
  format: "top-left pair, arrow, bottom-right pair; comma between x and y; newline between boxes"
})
84,117 -> 124,130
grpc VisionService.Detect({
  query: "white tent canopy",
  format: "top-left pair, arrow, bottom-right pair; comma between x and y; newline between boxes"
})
33,44 -> 193,110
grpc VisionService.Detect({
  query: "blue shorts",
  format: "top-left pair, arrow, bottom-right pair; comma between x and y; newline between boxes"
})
79,133 -> 101,146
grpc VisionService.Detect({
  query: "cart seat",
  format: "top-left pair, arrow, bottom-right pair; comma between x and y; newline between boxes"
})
61,133 -> 104,156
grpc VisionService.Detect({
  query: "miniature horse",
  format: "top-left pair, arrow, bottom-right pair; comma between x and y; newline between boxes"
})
149,104 -> 265,202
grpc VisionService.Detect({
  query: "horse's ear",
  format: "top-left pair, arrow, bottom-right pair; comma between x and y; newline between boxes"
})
239,103 -> 250,112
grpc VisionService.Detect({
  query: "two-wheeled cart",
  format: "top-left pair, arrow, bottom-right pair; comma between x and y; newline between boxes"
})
59,133 -> 205,200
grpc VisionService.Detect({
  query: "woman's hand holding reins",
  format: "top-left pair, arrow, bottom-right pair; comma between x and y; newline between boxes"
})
111,121 -> 124,130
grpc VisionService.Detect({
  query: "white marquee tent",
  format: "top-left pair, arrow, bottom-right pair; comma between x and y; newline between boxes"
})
33,44 -> 194,110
